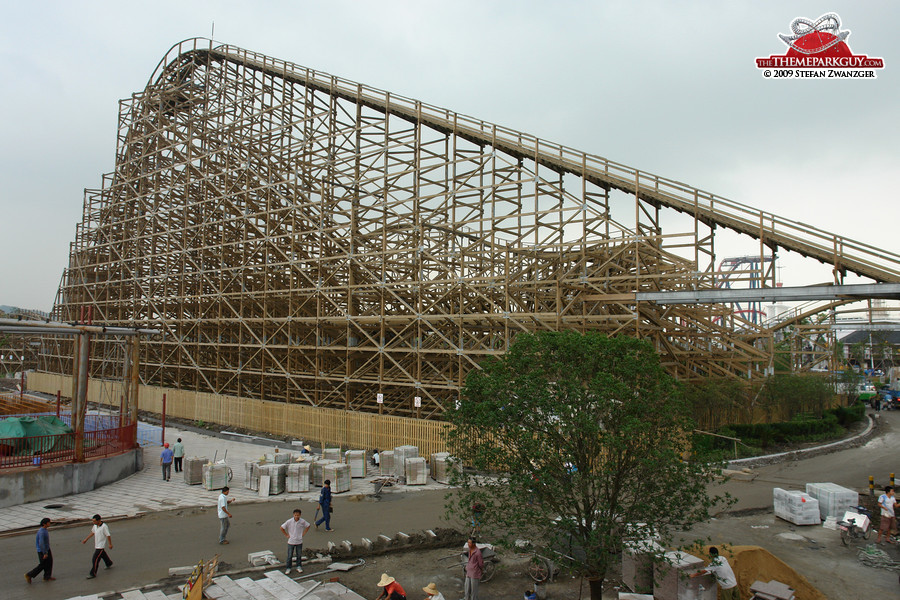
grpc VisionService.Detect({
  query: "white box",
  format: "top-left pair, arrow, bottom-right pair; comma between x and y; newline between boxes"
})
840,510 -> 870,532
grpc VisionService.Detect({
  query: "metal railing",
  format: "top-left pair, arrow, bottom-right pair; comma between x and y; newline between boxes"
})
0,423 -> 136,470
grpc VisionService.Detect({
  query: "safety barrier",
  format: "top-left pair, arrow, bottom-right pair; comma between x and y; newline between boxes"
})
0,423 -> 136,470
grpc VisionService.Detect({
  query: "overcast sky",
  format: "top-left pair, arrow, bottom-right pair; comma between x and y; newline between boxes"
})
0,1 -> 897,312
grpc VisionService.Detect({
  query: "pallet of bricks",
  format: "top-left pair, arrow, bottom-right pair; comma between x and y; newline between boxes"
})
430,452 -> 459,484
394,445 -> 418,482
184,456 -> 208,485
773,488 -> 820,525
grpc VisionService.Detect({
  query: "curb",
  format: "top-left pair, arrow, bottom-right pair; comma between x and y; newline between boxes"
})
727,413 -> 878,470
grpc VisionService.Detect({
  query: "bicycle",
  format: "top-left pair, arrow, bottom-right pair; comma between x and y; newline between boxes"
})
837,505 -> 872,546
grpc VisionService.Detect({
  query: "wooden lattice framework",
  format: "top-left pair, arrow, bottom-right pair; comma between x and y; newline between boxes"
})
42,39 -> 900,419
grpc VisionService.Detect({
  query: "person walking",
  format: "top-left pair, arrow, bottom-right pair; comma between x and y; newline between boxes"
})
876,485 -> 896,544
375,573 -> 407,600
315,479 -> 334,531
160,442 -> 174,481
690,546 -> 739,600
464,536 -> 484,600
173,438 -> 185,473
218,486 -> 234,544
25,518 -> 55,583
280,508 -> 311,574
82,514 -> 113,579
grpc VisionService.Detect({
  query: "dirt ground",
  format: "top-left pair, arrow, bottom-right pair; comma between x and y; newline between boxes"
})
323,544 -> 608,600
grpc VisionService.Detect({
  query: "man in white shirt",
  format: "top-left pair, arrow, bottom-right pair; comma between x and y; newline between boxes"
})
690,546 -> 738,600
280,508 -> 311,574
81,514 -> 113,579
218,487 -> 234,544
877,485 -> 896,544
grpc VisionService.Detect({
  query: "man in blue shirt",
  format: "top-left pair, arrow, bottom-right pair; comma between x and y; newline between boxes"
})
160,442 -> 174,481
315,479 -> 334,531
25,517 -> 54,583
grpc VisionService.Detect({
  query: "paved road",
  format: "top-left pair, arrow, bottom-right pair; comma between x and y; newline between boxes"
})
2,490 -> 453,600
718,409 -> 898,512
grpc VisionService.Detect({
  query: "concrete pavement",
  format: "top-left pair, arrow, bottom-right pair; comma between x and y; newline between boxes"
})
0,423 -> 447,534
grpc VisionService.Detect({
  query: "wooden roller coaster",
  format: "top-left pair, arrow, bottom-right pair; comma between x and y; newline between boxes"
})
40,39 -> 900,419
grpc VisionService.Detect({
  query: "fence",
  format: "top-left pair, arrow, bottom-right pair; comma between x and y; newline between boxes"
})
0,411 -> 161,448
28,372 -> 449,457
0,423 -> 136,470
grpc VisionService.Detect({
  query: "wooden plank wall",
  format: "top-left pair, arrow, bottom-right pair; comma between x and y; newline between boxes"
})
28,372 -> 448,456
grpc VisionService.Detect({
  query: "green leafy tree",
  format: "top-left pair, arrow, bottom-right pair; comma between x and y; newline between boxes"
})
444,332 -> 728,600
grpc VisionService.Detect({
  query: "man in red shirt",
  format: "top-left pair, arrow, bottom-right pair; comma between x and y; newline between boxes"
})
376,573 -> 406,600
464,537 -> 484,600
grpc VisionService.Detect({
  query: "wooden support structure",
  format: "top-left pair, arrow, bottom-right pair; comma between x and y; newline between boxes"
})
36,38 -> 900,421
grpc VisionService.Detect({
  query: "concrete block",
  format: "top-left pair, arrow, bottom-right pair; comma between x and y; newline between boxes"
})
247,550 -> 279,566
342,540 -> 353,551
360,538 -> 373,550
425,529 -> 437,538
395,531 -> 410,544
327,541 -> 337,553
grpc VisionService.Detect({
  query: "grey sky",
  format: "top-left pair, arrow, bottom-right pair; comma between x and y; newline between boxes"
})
1,1 -> 897,312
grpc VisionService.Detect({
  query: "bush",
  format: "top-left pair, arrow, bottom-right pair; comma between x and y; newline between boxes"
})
828,401 -> 866,426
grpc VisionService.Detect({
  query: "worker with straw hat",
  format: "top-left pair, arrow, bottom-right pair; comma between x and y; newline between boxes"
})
375,573 -> 406,600
422,583 -> 444,600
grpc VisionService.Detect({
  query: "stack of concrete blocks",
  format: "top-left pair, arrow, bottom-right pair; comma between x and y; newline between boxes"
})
653,551 -> 715,600
323,447 -> 342,461
244,461 -> 261,491
394,445 -> 419,479
773,488 -> 821,525
430,452 -> 459,484
262,463 -> 287,494
183,456 -> 208,485
805,482 -> 858,520
273,451 -> 292,464
203,463 -> 230,491
405,456 -> 428,485
286,462 -> 310,492
345,450 -> 366,478
622,539 -> 664,595
324,462 -> 352,493
380,450 -> 395,476
312,459 -> 336,487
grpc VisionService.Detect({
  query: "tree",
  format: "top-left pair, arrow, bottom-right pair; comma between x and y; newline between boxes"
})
444,332 -> 728,600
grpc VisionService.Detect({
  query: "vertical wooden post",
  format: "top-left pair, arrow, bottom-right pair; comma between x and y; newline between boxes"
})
162,393 -> 167,446
74,332 -> 91,462
129,336 -> 140,429
56,390 -> 61,419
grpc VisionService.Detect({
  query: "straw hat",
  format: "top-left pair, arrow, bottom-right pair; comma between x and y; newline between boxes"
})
304,445 -> 312,452
377,574 -> 396,587
423,583 -> 439,596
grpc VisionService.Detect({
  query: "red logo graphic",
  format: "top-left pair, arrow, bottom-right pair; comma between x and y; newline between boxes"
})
756,13 -> 884,77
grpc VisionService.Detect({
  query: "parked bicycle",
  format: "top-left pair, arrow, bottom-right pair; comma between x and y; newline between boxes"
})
837,505 -> 872,546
